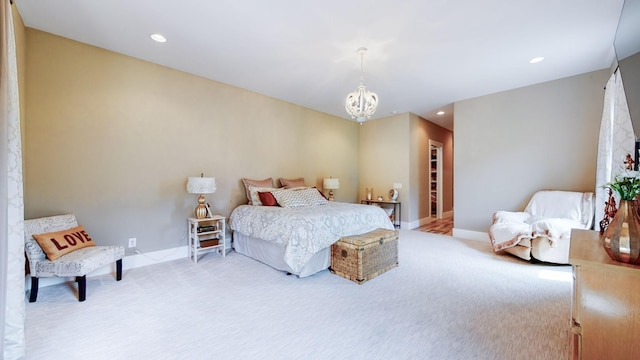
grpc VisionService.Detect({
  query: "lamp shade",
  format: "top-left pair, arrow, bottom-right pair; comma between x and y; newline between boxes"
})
187,177 -> 216,194
323,178 -> 340,190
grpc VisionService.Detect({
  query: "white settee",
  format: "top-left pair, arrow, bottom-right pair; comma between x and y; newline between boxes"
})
488,190 -> 595,264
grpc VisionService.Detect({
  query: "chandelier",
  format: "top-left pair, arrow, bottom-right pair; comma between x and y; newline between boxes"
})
345,47 -> 378,123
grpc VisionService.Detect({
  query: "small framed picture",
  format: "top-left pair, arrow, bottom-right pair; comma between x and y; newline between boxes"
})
205,203 -> 213,218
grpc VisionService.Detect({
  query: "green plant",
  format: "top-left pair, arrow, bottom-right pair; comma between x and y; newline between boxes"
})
607,170 -> 640,200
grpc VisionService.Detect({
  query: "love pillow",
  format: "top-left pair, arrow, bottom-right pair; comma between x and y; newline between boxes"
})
32,225 -> 96,261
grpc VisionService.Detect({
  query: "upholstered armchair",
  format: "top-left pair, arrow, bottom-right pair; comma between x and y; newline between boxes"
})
24,214 -> 124,302
489,190 -> 595,264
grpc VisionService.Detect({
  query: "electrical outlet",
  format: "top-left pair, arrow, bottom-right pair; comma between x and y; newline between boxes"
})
128,237 -> 136,248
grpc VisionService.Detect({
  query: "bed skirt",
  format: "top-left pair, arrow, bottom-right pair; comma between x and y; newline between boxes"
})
232,232 -> 330,277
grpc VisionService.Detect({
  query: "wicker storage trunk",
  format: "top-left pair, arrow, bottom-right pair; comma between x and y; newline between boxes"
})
330,228 -> 398,284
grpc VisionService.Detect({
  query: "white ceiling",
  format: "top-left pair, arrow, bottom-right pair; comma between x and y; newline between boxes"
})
15,0 -> 625,130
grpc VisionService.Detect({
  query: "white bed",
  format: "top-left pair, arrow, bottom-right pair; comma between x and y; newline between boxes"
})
228,201 -> 394,277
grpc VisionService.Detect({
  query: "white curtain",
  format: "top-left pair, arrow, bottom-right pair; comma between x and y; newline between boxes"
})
595,70 -> 635,231
1,1 -> 26,358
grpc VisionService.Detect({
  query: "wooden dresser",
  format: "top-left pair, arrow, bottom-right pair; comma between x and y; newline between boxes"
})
569,229 -> 640,360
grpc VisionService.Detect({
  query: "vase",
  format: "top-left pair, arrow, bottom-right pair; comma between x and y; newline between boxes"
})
601,199 -> 640,264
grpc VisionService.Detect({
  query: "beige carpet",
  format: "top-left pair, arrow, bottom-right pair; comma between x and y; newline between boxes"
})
25,230 -> 571,360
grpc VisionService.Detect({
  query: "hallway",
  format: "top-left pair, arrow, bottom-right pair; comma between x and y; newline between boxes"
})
415,217 -> 453,236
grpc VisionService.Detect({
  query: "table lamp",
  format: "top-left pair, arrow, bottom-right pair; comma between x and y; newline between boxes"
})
186,174 -> 216,219
323,177 -> 340,201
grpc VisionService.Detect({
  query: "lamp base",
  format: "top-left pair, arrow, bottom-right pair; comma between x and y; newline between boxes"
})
328,190 -> 335,201
195,205 -> 208,219
195,194 -> 209,219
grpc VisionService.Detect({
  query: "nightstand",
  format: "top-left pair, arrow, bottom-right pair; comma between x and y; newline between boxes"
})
188,216 -> 226,264
360,200 -> 401,229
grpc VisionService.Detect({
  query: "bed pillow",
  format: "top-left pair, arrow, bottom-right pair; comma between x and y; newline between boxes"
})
242,178 -> 273,204
280,177 -> 305,189
258,191 -> 279,206
305,187 -> 330,206
248,186 -> 279,206
32,225 -> 96,261
272,188 -> 308,207
272,187 -> 329,207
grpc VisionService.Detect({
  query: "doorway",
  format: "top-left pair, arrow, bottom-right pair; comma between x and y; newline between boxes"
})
429,140 -> 443,220
417,139 -> 452,235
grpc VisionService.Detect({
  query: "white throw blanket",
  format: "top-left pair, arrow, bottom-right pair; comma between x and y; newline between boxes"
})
489,211 -> 587,252
488,191 -> 594,253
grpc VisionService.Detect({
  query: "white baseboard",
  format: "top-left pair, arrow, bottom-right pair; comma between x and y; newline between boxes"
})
25,246 -> 190,290
404,220 -> 419,229
24,240 -> 239,290
125,246 -> 190,269
25,229 -> 487,292
452,228 -> 488,242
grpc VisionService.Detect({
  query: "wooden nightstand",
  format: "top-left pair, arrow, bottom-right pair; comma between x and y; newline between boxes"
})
187,216 -> 226,264
360,199 -> 401,229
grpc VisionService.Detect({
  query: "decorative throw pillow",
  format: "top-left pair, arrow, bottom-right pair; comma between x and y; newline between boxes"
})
248,186 -> 279,206
303,187 -> 329,206
280,177 -> 305,189
258,191 -> 279,206
272,187 -> 329,207
287,186 -> 308,191
32,225 -> 96,261
272,188 -> 309,207
242,177 -> 273,204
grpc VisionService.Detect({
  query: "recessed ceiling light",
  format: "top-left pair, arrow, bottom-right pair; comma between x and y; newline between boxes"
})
529,56 -> 544,64
437,111 -> 445,115
150,33 -> 167,43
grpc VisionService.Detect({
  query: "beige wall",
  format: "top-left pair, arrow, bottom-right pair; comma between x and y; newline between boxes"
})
359,112 -> 453,227
409,113 -> 453,222
620,51 -> 640,134
21,21 -> 602,246
359,113 -> 410,213
454,69 -> 610,233
24,29 -> 360,254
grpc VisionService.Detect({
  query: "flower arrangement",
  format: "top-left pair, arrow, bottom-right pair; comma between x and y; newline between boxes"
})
606,170 -> 640,201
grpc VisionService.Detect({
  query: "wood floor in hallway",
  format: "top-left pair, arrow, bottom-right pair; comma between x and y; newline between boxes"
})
415,217 -> 453,236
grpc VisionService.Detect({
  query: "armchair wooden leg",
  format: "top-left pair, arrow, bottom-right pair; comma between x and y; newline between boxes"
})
29,277 -> 39,303
76,275 -> 86,302
116,259 -> 122,281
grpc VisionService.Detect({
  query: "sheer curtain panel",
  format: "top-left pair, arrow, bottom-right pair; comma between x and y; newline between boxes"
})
595,70 -> 634,231
2,1 -> 26,358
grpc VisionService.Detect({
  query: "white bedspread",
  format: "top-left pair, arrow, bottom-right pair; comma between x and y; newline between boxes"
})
228,202 -> 394,273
